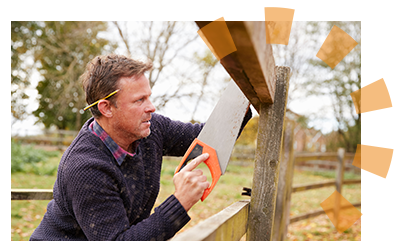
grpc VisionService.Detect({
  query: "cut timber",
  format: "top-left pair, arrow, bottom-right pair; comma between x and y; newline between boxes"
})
196,21 -> 276,112
170,200 -> 249,241
247,66 -> 290,241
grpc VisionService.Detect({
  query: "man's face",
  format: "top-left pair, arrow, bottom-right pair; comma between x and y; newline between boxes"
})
111,74 -> 155,142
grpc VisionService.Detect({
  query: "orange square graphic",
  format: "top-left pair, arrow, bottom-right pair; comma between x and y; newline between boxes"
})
264,7 -> 295,45
351,78 -> 392,114
361,77 -> 393,113
265,21 -> 292,45
316,25 -> 358,69
197,17 -> 237,61
264,7 -> 295,21
353,144 -> 393,178
320,191 -> 362,233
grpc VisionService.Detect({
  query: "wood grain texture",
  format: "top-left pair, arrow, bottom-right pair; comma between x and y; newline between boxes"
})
196,21 -> 276,113
247,66 -> 290,241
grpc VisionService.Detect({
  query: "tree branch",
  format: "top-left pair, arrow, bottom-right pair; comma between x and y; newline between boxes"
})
112,21 -> 131,57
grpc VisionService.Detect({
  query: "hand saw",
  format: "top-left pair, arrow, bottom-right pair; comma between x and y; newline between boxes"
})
174,81 -> 250,201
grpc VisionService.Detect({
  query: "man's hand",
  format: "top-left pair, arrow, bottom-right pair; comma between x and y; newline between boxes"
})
173,153 -> 210,211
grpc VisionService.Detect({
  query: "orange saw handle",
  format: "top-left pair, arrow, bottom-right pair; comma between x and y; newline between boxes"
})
174,138 -> 221,201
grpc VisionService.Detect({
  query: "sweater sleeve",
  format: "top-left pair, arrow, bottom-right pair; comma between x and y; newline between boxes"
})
150,114 -> 204,157
67,161 -> 189,241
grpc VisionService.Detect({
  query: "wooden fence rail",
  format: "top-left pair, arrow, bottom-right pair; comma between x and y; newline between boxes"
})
11,189 -> 53,200
170,200 -> 250,241
292,179 -> 361,193
290,202 -> 361,224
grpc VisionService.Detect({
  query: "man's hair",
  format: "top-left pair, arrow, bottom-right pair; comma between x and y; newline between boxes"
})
81,54 -> 153,118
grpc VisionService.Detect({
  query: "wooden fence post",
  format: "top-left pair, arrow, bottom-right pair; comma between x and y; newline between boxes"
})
272,119 -> 295,241
247,66 -> 290,241
336,148 -> 345,194
334,148 -> 345,227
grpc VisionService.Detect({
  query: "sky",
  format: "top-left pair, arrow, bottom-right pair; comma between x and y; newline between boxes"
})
11,22 -> 354,135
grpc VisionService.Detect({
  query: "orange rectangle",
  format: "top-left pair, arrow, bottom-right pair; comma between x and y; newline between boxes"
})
361,77 -> 393,113
316,25 -> 358,69
264,7 -> 295,45
265,21 -> 293,45
320,191 -> 362,233
264,7 -> 295,21
197,17 -> 237,61
353,144 -> 393,178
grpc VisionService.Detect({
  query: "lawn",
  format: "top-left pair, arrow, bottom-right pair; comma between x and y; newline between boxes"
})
11,148 -> 361,241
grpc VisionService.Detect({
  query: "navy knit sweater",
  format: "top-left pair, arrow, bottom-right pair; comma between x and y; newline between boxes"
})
30,111 -> 251,241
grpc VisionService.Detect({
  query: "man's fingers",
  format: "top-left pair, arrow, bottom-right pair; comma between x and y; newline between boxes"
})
192,169 -> 203,175
180,153 -> 209,172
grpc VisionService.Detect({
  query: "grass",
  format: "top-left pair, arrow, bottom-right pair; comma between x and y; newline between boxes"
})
11,146 -> 361,241
11,140 -> 61,175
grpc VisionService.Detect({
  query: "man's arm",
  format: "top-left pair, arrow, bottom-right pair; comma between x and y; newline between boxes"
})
154,114 -> 204,157
68,162 -> 190,241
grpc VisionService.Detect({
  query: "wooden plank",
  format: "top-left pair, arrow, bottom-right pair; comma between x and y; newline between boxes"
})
196,21 -> 276,112
294,152 -> 338,163
294,165 -> 359,172
11,189 -> 53,200
344,179 -> 361,185
290,209 -> 327,223
272,120 -> 295,241
294,152 -> 356,163
170,200 -> 249,241
291,179 -> 361,193
247,66 -> 290,241
292,181 -> 336,193
300,160 -> 339,167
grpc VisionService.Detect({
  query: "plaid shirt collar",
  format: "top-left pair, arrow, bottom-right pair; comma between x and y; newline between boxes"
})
89,120 -> 136,165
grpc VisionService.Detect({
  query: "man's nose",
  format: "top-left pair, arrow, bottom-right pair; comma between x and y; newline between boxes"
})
145,99 -> 156,113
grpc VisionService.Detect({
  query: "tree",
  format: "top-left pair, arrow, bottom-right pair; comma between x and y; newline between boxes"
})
189,50 -> 219,123
23,21 -> 116,130
111,21 -> 224,120
11,21 -> 41,123
272,22 -> 317,104
304,21 -> 361,152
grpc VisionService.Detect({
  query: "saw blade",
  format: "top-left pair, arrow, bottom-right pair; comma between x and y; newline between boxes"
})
197,81 -> 250,174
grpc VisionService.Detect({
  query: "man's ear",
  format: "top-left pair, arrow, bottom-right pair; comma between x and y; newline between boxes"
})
97,100 -> 113,118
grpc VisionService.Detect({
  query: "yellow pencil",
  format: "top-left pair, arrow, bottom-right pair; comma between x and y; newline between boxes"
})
83,89 -> 120,111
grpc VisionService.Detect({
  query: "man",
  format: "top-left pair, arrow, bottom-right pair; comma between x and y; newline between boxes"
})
30,54 -> 251,241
